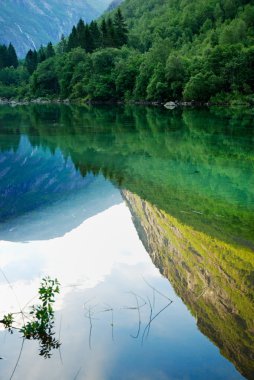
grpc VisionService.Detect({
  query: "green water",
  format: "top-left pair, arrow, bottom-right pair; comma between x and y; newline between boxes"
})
1,104 -> 253,246
0,104 -> 253,380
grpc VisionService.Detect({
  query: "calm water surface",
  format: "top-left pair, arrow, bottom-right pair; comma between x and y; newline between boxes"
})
0,105 -> 253,380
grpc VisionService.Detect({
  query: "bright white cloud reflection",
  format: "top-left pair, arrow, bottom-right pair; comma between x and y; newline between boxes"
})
0,202 -> 159,317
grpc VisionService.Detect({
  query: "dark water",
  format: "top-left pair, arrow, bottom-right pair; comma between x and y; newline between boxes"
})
0,105 -> 253,380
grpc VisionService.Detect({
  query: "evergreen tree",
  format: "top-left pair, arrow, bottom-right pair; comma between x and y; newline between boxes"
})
57,34 -> 67,54
114,9 -> 128,47
84,24 -> 93,52
38,46 -> 46,63
101,19 -> 108,48
77,19 -> 86,49
7,43 -> 18,68
101,18 -> 116,48
106,18 -> 116,47
67,26 -> 79,51
90,21 -> 102,50
45,42 -> 55,59
25,49 -> 38,74
0,44 -> 8,69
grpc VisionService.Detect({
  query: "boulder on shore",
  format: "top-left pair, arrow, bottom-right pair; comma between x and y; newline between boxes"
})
164,101 -> 177,110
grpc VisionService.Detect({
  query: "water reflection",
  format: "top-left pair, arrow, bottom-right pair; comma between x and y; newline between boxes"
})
0,104 -> 253,247
0,136 -> 122,241
0,104 -> 253,379
3,196 -> 233,380
123,191 -> 254,380
0,199 -> 244,379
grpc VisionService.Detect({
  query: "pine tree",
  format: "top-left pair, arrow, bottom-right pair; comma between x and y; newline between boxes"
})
0,44 -> 8,69
106,18 -> 116,47
38,46 -> 46,63
45,42 -> 55,59
100,18 -> 116,48
76,19 -> 86,49
57,34 -> 67,54
114,9 -> 128,47
67,26 -> 79,51
101,19 -> 108,48
25,49 -> 38,74
84,24 -> 93,52
7,43 -> 18,68
90,21 -> 102,50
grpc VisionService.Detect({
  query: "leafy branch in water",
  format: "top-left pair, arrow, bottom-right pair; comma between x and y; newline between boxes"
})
1,313 -> 14,332
0,276 -> 61,358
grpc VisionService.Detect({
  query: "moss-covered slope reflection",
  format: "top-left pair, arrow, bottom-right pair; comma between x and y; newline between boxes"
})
0,104 -> 253,247
123,190 -> 254,380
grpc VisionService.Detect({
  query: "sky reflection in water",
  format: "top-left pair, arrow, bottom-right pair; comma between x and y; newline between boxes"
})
0,105 -> 251,380
0,180 -> 243,380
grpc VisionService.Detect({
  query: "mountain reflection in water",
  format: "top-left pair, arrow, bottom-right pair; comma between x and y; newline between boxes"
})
123,190 -> 254,380
0,104 -> 253,380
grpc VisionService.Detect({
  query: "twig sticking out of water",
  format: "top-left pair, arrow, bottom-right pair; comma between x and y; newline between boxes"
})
142,302 -> 172,345
73,367 -> 82,380
141,277 -> 173,344
0,267 -> 26,380
9,338 -> 25,380
58,314 -> 63,366
142,277 -> 173,302
84,303 -> 99,350
130,293 -> 142,339
99,304 -> 115,342
0,267 -> 25,326
123,292 -> 146,340
145,296 -> 153,340
88,308 -> 93,350
21,294 -> 38,314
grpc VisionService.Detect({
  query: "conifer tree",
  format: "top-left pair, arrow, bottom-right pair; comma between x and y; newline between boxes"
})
114,9 -> 128,47
77,19 -> 86,49
84,24 -> 93,52
101,19 -> 108,48
7,43 -> 18,68
0,44 -> 8,69
45,42 -> 55,59
57,34 -> 67,54
106,18 -> 116,47
38,46 -> 46,63
67,26 -> 79,51
25,49 -> 38,74
90,21 -> 102,50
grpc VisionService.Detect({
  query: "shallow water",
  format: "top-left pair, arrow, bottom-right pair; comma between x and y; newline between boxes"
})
0,105 -> 253,380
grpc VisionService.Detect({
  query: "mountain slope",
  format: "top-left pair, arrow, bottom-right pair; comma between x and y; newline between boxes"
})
0,0 -> 112,57
118,0 -> 254,51
107,0 -> 124,11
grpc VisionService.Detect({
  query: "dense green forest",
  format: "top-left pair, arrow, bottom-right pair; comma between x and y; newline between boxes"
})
0,0 -> 254,103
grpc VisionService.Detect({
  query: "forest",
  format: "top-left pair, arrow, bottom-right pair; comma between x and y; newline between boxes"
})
0,0 -> 254,104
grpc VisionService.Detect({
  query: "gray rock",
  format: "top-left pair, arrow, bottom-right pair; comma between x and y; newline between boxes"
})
164,101 -> 177,110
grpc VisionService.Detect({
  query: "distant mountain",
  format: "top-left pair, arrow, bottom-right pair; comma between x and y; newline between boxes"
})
107,0 -> 124,11
0,0 -> 112,57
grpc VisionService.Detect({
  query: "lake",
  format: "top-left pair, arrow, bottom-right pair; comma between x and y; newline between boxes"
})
0,104 -> 253,380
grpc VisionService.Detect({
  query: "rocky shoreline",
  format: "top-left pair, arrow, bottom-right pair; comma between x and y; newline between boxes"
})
0,97 -> 250,108
0,97 -> 71,107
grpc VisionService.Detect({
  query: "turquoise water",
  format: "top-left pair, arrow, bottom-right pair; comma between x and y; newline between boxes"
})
0,105 -> 253,380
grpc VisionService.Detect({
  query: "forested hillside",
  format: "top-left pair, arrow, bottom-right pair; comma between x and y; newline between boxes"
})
1,0 -> 254,104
